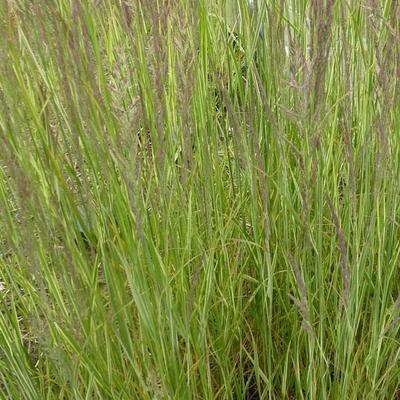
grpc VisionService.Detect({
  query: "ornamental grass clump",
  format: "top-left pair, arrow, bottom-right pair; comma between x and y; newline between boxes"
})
0,1 -> 399,399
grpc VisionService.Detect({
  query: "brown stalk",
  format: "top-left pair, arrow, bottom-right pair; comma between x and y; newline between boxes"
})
288,254 -> 313,335
308,0 -> 336,149
367,0 -> 399,199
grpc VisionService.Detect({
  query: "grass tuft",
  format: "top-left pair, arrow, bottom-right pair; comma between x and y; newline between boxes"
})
0,0 -> 399,398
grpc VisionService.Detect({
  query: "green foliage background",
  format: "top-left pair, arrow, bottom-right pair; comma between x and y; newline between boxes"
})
0,0 -> 399,398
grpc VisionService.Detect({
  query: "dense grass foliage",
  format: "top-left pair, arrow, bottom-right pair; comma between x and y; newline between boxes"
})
0,1 -> 399,398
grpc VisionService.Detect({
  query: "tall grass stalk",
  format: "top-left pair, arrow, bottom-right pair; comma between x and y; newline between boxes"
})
0,0 -> 399,398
